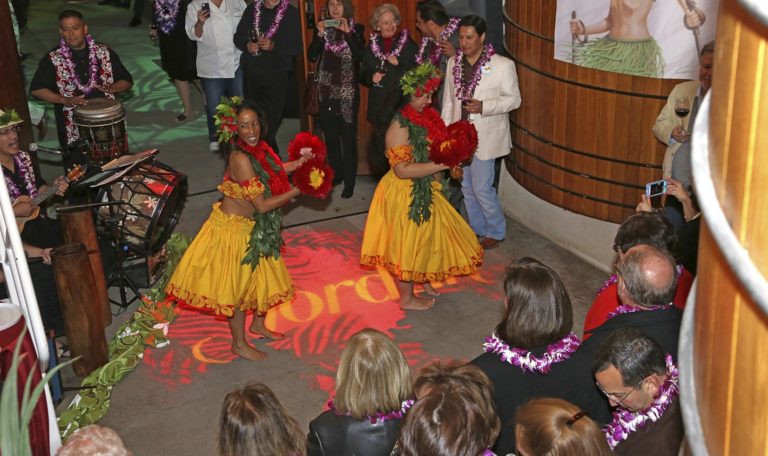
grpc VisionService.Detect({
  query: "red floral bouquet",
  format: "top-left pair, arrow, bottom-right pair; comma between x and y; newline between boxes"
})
292,161 -> 334,199
429,120 -> 478,167
288,132 -> 333,199
287,132 -> 327,163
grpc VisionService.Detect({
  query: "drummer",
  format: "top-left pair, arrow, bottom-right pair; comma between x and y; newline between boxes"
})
30,9 -> 133,151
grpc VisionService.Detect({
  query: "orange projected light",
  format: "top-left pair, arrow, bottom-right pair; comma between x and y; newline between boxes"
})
145,228 -> 504,393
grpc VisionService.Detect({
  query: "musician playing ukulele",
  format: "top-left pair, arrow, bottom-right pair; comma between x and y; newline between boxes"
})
0,109 -> 68,336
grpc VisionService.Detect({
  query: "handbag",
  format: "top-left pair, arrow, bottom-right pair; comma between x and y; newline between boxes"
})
304,62 -> 321,116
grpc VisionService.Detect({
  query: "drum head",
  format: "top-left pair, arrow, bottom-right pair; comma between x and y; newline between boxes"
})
97,161 -> 187,255
75,99 -> 123,120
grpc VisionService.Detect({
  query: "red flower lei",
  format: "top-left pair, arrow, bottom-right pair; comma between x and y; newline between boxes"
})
236,138 -> 290,195
399,104 -> 447,145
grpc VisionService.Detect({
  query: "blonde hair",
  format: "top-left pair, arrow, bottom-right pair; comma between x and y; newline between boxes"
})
334,328 -> 413,418
515,398 -> 612,456
218,383 -> 305,456
369,3 -> 401,31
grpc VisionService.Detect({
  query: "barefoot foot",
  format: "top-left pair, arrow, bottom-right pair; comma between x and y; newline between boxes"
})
249,320 -> 286,340
400,294 -> 435,310
421,283 -> 441,297
232,342 -> 267,361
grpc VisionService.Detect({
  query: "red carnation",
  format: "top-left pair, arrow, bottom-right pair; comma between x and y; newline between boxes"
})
288,132 -> 327,163
429,120 -> 478,167
292,161 -> 334,199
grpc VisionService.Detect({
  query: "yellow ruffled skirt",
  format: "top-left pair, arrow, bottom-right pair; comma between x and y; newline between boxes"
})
165,203 -> 295,317
360,170 -> 483,282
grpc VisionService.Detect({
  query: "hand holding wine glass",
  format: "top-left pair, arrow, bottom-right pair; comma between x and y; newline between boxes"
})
373,59 -> 387,87
674,97 -> 691,134
249,28 -> 261,55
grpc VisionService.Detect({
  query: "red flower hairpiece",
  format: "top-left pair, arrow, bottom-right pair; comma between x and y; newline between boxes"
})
288,132 -> 327,163
414,77 -> 442,97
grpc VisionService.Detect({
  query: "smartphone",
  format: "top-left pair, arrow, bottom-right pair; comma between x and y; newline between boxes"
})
323,19 -> 341,28
201,2 -> 210,13
645,179 -> 668,198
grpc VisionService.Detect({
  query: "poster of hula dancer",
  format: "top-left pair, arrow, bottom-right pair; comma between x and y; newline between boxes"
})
554,0 -> 719,79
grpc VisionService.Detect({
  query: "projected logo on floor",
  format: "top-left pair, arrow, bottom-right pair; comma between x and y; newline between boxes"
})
142,227 -> 504,392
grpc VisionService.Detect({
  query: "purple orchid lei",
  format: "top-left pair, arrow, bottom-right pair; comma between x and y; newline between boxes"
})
58,35 -> 99,95
154,0 -> 180,35
606,302 -> 673,319
322,18 -> 355,54
328,398 -> 414,424
4,153 -> 39,200
452,43 -> 495,101
603,354 -> 679,450
416,17 -> 459,64
483,332 -> 581,374
252,0 -> 289,40
369,29 -> 409,61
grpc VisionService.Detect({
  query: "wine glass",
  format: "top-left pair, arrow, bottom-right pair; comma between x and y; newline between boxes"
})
250,28 -> 261,56
373,59 -> 386,88
674,97 -> 691,134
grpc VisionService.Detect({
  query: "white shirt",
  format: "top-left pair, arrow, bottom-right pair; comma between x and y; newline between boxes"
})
185,0 -> 245,78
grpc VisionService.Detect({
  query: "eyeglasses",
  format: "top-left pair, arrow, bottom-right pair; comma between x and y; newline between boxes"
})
0,126 -> 20,136
596,381 -> 636,408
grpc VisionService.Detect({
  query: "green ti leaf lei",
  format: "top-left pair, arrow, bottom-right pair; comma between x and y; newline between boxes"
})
241,152 -> 284,269
395,112 -> 433,225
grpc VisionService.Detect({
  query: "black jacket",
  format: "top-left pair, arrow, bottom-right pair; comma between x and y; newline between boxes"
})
472,342 -> 612,456
359,34 -> 418,124
306,410 -> 402,456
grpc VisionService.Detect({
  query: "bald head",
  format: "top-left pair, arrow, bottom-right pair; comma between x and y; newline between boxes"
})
617,245 -> 677,308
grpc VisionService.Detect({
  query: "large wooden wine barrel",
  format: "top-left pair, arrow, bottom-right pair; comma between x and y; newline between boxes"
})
504,0 -> 683,223
680,1 -> 768,454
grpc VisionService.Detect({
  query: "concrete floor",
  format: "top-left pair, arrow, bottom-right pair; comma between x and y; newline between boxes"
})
17,2 -> 609,454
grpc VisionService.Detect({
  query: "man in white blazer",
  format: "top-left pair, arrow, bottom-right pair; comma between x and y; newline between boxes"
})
441,15 -> 521,249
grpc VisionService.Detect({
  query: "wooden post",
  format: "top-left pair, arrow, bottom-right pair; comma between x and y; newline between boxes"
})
0,0 -> 33,148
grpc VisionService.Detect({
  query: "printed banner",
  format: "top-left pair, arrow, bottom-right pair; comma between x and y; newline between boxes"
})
554,0 -> 719,79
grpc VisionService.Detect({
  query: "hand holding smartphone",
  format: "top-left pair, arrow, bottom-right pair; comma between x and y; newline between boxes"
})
201,2 -> 210,14
323,19 -> 341,28
645,179 -> 668,198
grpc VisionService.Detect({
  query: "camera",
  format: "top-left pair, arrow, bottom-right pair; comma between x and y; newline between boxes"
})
323,19 -> 342,28
645,179 -> 668,198
201,2 -> 210,13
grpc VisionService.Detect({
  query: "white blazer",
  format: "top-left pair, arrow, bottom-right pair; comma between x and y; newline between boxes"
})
441,53 -> 522,161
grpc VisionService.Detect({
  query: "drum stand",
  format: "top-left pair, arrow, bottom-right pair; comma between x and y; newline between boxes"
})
101,214 -> 142,310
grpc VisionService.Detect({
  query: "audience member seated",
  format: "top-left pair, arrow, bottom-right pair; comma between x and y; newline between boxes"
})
471,258 -> 610,455
218,382 -> 305,456
398,362 -> 499,456
593,329 -> 683,455
307,328 -> 413,456
57,425 -> 132,456
636,182 -> 701,276
515,398 -> 612,456
583,212 -> 693,336
581,244 -> 683,360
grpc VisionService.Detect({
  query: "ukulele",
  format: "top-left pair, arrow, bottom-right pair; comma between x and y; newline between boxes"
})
13,164 -> 85,232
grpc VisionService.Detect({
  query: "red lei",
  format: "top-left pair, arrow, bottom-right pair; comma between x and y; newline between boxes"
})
400,104 -> 447,145
236,138 -> 290,195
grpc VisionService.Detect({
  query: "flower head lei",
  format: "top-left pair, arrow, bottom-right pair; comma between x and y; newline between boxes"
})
482,332 -> 581,374
453,42 -> 495,101
154,0 -> 180,35
59,34 -> 100,95
400,63 -> 442,97
252,0 -> 289,40
603,354 -> 679,450
328,399 -> 415,424
214,96 -> 243,145
415,17 -> 460,65
0,109 -> 23,130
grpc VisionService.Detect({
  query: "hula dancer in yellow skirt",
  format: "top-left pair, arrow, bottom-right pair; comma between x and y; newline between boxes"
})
360,64 -> 483,310
166,99 -> 313,361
